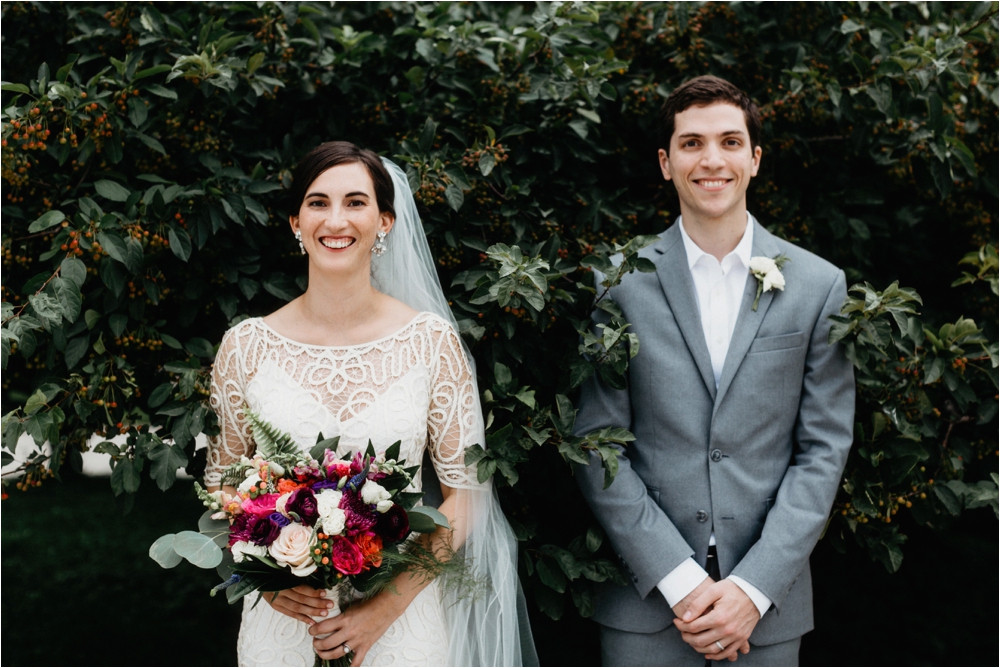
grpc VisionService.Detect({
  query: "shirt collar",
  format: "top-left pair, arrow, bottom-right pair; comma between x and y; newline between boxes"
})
678,214 -> 754,271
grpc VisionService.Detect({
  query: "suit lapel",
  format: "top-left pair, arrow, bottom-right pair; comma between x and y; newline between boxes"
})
713,221 -> 780,412
654,224 -> 717,401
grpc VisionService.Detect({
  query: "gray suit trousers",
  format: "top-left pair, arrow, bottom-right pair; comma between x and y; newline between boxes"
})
600,624 -> 800,667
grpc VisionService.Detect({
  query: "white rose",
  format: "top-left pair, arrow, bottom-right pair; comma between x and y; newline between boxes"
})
376,499 -> 393,514
238,472 -> 261,494
269,523 -> 317,577
762,268 -> 786,292
360,480 -> 391,506
749,256 -> 777,275
316,489 -> 346,535
231,540 -> 268,564
275,492 -> 292,517
321,508 -> 347,536
316,489 -> 343,516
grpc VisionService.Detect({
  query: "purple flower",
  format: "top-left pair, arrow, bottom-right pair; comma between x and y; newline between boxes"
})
247,515 -> 282,546
375,504 -> 410,543
230,514 -> 282,546
286,487 -> 319,526
311,479 -> 341,492
268,512 -> 291,528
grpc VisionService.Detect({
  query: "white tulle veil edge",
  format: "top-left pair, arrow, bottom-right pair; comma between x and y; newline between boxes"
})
374,157 -> 538,667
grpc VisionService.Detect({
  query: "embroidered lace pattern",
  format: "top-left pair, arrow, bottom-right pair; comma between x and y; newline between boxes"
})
205,312 -> 481,491
205,312 -> 483,666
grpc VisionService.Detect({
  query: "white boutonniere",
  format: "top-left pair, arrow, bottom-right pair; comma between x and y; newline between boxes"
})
749,254 -> 789,311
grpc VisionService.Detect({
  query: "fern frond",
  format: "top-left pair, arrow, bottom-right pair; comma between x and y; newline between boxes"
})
245,408 -> 301,460
221,461 -> 250,487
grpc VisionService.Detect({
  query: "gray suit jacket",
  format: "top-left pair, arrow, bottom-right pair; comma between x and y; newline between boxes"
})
574,219 -> 855,646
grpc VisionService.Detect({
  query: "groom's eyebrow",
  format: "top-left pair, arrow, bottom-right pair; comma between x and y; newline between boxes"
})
677,129 -> 746,139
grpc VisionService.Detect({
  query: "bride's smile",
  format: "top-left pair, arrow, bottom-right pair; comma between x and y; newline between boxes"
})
291,161 -> 394,270
319,236 -> 356,250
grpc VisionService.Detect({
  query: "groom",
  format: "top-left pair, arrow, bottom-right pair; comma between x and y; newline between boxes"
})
574,76 -> 855,666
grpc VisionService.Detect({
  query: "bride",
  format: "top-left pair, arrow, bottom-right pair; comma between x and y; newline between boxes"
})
205,141 -> 535,666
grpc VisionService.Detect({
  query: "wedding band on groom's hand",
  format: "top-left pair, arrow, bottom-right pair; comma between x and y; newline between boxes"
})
715,640 -> 726,652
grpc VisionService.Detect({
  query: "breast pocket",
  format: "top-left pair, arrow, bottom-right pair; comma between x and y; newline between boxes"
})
747,331 -> 805,355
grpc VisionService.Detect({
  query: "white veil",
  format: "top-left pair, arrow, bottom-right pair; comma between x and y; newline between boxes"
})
375,158 -> 538,667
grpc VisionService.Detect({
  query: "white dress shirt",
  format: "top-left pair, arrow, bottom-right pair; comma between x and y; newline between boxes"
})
654,215 -> 772,619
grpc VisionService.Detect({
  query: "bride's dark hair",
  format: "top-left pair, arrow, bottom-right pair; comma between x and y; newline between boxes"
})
289,141 -> 396,216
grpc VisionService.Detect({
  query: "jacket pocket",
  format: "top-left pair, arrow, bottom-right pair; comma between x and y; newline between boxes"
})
747,331 -> 805,355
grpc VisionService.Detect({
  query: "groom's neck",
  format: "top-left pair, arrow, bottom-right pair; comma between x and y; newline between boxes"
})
679,208 -> 748,262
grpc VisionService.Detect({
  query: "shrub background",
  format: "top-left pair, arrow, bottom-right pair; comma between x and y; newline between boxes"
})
2,2 -> 997,663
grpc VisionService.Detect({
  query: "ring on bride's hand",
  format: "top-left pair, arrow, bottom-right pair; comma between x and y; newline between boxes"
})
342,643 -> 352,656
715,640 -> 726,652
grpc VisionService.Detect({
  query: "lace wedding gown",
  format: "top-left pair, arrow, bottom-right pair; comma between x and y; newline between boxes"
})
205,312 -> 484,667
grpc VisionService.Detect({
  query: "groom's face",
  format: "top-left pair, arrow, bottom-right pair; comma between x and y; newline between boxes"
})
658,102 -> 761,225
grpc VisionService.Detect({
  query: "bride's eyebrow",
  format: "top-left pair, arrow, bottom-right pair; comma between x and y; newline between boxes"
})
343,191 -> 370,198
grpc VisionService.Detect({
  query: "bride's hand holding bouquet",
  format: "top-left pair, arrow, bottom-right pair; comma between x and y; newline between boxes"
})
152,410 -> 467,666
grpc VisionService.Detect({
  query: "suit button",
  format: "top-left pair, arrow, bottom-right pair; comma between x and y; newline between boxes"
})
710,449 -> 723,462
696,510 -> 708,522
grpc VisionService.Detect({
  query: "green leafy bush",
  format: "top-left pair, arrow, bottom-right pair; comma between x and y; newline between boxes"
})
2,1 -> 997,620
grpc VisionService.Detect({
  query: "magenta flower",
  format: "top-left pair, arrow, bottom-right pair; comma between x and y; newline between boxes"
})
339,489 -> 377,534
329,535 -> 364,575
242,493 -> 280,517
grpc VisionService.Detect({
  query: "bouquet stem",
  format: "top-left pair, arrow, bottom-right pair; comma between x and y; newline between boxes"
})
312,584 -> 355,667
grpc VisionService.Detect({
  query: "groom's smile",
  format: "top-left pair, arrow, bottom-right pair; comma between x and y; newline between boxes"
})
658,102 -> 761,227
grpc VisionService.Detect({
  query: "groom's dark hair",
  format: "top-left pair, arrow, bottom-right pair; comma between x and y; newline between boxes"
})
289,141 -> 396,216
657,76 -> 761,154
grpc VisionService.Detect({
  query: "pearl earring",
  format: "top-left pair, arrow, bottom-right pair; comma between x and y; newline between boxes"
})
294,230 -> 305,255
372,230 -> 388,257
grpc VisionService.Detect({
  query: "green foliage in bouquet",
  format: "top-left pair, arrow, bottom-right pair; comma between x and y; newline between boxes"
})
2,1 -> 997,622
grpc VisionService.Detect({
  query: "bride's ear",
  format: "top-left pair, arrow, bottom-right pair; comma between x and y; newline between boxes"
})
288,214 -> 299,235
380,211 -> 395,235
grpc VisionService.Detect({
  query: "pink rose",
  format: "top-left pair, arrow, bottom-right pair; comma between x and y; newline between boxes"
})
242,493 -> 280,517
268,523 -> 317,577
329,535 -> 364,575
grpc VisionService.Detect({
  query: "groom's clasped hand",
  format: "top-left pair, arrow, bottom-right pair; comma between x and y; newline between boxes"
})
672,577 -> 754,662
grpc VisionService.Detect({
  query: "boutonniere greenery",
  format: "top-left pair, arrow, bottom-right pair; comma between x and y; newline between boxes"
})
749,254 -> 789,311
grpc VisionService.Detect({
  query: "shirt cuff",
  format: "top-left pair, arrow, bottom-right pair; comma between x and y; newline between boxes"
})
728,575 -> 771,619
656,558 -> 709,608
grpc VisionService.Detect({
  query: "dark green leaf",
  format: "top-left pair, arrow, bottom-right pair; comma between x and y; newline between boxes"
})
168,224 -> 192,262
28,210 -> 66,233
94,180 -> 131,202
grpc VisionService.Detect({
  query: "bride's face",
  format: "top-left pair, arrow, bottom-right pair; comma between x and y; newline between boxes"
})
290,162 -> 394,277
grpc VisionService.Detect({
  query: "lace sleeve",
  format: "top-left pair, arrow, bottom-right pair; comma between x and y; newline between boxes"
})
205,324 -> 254,487
426,323 -> 485,489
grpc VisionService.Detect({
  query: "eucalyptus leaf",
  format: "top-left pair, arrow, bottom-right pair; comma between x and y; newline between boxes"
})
149,534 -> 184,568
173,530 -> 224,569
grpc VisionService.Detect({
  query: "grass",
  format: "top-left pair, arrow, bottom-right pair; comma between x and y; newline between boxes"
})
2,475 -> 996,666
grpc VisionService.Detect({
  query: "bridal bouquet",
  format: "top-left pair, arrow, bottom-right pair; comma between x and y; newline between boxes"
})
150,410 -> 454,608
